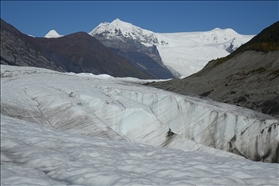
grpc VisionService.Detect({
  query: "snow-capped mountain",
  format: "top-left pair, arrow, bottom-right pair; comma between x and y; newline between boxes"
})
44,29 -> 63,38
90,18 -> 159,47
90,18 -> 175,79
90,19 -> 254,77
1,18 -> 152,79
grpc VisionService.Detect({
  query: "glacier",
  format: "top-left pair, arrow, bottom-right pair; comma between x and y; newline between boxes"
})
1,65 -> 278,185
1,65 -> 278,163
155,29 -> 254,77
2,114 -> 278,185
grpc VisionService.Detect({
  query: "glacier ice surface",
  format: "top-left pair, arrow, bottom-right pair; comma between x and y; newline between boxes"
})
1,114 -> 278,185
1,65 -> 279,185
1,65 -> 278,162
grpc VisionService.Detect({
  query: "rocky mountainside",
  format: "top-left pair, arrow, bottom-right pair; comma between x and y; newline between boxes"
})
147,21 -> 279,118
0,18 -> 152,79
90,19 -> 175,79
1,19 -> 67,72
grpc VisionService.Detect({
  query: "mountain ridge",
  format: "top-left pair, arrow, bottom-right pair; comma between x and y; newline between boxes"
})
204,21 -> 279,70
0,18 -> 153,79
147,21 -> 279,118
90,18 -> 175,79
90,18 -> 254,77
0,18 -> 255,79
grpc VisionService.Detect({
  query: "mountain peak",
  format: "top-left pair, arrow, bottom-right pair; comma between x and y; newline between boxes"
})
89,19 -> 159,46
111,18 -> 123,24
110,18 -> 132,30
90,18 -> 141,35
44,30 -> 63,38
212,27 -> 221,31
210,27 -> 238,35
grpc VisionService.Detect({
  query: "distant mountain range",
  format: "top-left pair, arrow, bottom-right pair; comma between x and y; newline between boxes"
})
0,18 -> 152,79
147,21 -> 279,118
89,18 -> 254,77
1,18 -> 253,79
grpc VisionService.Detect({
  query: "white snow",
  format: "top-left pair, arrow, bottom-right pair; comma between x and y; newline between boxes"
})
90,19 -> 254,77
44,29 -> 63,38
1,65 -> 279,185
2,114 -> 278,186
155,30 -> 253,77
90,18 -> 158,47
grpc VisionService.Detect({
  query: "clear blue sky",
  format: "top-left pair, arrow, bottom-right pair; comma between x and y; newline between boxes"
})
1,1 -> 278,37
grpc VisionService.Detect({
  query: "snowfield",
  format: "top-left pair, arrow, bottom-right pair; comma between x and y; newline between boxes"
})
155,29 -> 253,77
1,65 -> 279,185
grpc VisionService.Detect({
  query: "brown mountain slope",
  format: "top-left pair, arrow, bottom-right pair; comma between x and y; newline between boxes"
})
1,18 -> 68,71
147,21 -> 279,118
93,33 -> 175,79
0,18 -> 152,79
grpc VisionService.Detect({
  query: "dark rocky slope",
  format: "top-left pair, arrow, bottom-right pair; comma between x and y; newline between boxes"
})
1,19 -> 68,72
0,18 -> 152,79
147,21 -> 279,118
92,32 -> 175,79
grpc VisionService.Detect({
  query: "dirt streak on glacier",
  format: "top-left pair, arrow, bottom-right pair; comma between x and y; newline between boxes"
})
1,65 -> 278,162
